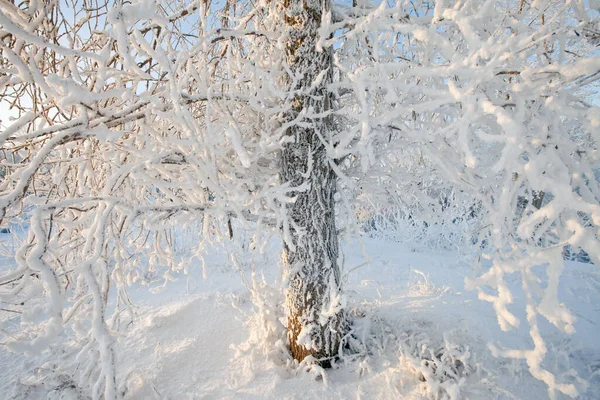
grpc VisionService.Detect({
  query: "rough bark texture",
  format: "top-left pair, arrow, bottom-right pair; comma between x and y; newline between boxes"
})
280,0 -> 345,365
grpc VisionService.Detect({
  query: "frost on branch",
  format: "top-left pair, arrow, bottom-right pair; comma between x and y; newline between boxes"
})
0,0 -> 598,398
325,0 -> 599,397
0,0 -> 290,397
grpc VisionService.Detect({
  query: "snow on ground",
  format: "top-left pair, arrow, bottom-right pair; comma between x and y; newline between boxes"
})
1,233 -> 599,399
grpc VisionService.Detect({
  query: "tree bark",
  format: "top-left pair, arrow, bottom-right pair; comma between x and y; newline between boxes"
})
280,0 -> 345,366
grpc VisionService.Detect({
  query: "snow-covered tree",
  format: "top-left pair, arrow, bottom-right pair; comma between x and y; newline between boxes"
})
0,0 -> 598,398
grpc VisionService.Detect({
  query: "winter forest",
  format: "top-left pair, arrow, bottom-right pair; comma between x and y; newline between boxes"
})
0,0 -> 599,398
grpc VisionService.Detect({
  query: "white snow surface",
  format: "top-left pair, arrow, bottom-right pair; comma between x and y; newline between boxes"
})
1,234 -> 599,399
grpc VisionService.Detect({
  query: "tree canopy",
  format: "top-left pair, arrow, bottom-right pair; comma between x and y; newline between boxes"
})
0,0 -> 598,398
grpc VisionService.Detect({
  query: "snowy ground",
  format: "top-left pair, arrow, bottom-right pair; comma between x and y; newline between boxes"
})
1,233 -> 599,399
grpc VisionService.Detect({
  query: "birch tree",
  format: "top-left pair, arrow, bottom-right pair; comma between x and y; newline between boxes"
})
280,0 -> 345,364
0,0 -> 598,398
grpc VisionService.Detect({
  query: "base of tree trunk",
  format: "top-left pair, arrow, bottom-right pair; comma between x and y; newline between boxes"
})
287,312 -> 345,368
287,321 -> 342,368
285,269 -> 346,368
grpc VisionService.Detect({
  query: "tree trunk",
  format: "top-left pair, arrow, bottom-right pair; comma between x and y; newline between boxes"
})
280,0 -> 345,366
